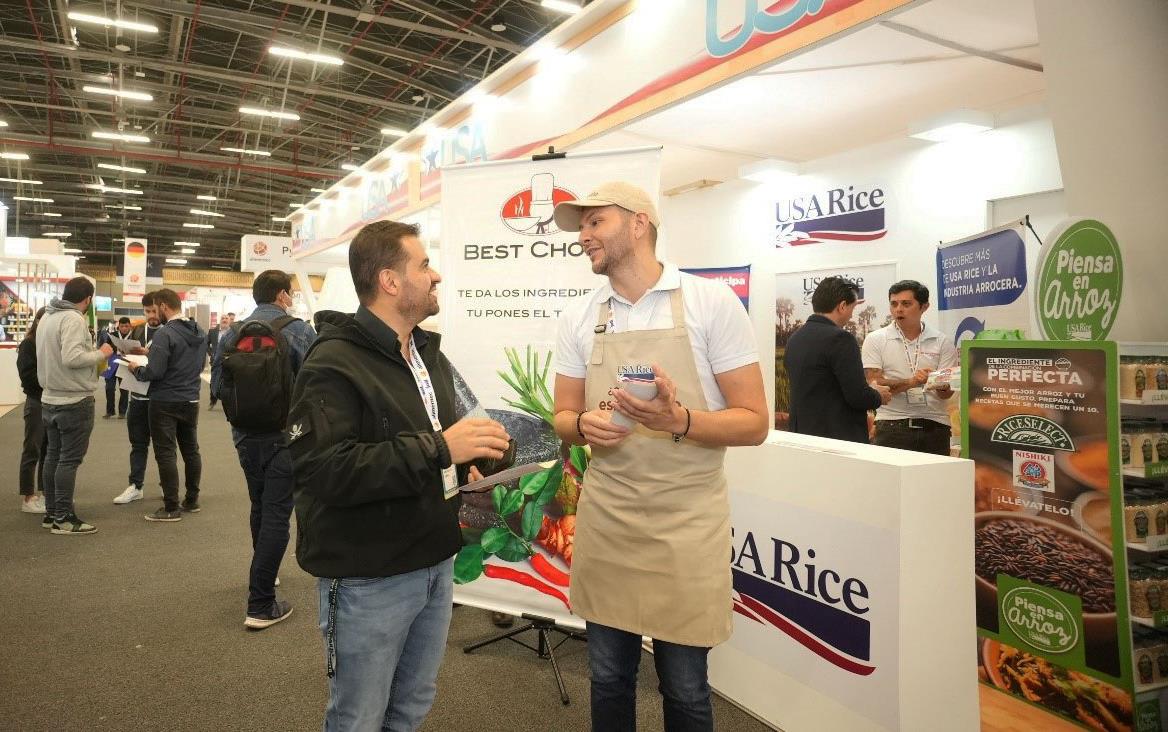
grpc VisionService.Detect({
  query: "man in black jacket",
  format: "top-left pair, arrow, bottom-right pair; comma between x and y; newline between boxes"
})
287,220 -> 509,730
114,292 -> 161,505
126,288 -> 207,521
785,276 -> 890,442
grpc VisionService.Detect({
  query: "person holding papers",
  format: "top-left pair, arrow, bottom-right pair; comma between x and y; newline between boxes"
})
286,220 -> 508,730
551,183 -> 769,731
114,293 -> 161,505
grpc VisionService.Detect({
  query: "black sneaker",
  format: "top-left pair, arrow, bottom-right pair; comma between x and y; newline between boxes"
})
181,498 -> 201,513
145,507 -> 183,522
51,514 -> 97,535
244,600 -> 293,630
41,515 -> 55,529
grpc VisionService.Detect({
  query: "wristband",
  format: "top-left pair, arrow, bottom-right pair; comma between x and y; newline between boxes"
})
672,406 -> 691,443
576,411 -> 586,440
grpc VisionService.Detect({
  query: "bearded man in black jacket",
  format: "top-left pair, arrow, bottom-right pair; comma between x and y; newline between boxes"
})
287,220 -> 509,731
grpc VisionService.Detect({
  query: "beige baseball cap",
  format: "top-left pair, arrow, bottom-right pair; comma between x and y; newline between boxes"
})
552,181 -> 660,232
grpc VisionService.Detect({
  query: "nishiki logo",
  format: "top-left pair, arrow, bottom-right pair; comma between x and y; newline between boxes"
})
500,173 -> 577,236
776,185 -> 886,247
991,416 -> 1075,451
730,528 -> 875,676
706,0 -> 829,58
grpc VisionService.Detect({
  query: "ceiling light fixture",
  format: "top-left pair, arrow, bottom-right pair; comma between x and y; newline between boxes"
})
541,0 -> 583,14
908,109 -> 994,143
63,247 -> 84,253
174,241 -> 200,247
165,258 -> 188,265
189,208 -> 225,217
220,147 -> 271,156
380,127 -> 408,137
44,232 -> 72,237
738,158 -> 800,185
195,195 -> 217,201
239,106 -> 300,121
178,248 -> 197,254
0,177 -> 43,184
38,212 -> 63,217
309,187 -> 327,194
288,202 -> 306,208
92,131 -> 150,143
0,120 -> 8,127
341,163 -> 360,172
1,152 -> 30,160
97,162 -> 146,174
66,11 -> 158,33
182,222 -> 214,229
490,23 -> 507,32
271,216 -> 288,222
82,85 -> 153,102
268,46 -> 344,66
13,196 -> 53,203
85,184 -> 144,195
104,204 -> 142,210
257,228 -> 285,234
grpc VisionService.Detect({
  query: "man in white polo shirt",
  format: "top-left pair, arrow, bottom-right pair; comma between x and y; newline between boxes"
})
861,279 -> 958,455
551,181 -> 769,732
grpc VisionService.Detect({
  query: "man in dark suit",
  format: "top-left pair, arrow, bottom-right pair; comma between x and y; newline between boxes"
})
206,312 -> 233,410
785,277 -> 890,443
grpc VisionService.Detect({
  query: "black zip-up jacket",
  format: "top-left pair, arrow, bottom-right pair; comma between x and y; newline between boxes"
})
287,307 -> 465,579
17,337 -> 42,400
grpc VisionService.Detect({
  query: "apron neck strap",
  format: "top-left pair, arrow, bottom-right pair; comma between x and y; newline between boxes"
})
668,287 -> 685,333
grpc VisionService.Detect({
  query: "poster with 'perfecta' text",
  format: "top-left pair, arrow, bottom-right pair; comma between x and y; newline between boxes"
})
964,340 -> 1133,731
440,147 -> 661,626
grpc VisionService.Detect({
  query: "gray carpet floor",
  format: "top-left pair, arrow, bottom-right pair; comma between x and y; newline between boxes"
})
0,390 -> 770,732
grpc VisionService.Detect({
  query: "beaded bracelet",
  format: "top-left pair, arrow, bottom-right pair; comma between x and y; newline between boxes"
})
672,406 -> 691,443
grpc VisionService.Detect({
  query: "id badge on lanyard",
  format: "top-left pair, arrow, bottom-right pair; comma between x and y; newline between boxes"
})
897,324 -> 928,406
406,335 -> 459,500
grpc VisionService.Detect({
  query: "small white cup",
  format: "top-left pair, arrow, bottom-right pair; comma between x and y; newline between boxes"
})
611,379 -> 658,428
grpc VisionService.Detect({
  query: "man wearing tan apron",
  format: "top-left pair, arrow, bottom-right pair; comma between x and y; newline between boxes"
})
551,183 -> 769,731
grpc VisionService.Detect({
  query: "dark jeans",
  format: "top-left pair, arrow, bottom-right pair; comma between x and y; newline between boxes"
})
874,419 -> 952,456
587,622 -> 713,732
104,377 -> 128,416
42,398 -> 96,519
149,400 -> 202,511
235,432 -> 294,614
19,397 -> 46,496
127,398 -> 152,489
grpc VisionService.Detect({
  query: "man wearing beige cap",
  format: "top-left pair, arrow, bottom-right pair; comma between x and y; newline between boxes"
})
551,181 -> 769,731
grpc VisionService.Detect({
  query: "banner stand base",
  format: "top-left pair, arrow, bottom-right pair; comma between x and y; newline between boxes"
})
463,613 -> 586,705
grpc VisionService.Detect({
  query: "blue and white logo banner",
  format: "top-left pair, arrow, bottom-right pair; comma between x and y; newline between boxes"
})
937,221 -> 1033,345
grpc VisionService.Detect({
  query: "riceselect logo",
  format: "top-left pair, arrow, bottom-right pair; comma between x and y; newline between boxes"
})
730,528 -> 875,676
775,185 -> 886,247
991,416 -> 1075,451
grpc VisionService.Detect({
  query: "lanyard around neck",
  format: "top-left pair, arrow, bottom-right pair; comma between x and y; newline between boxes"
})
404,334 -> 442,432
894,322 -> 922,372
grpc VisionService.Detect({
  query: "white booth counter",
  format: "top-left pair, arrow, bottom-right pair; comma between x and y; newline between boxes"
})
0,346 -> 23,405
711,431 -> 977,732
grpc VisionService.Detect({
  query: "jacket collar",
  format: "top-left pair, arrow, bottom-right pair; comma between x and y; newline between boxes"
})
807,313 -> 837,327
354,306 -> 431,359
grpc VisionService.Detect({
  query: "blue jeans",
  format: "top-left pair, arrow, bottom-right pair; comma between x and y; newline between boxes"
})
42,398 -> 96,519
235,432 -> 293,615
587,622 -> 713,732
318,558 -> 453,732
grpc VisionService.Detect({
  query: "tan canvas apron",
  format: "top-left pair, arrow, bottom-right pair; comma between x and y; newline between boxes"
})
571,287 -> 732,647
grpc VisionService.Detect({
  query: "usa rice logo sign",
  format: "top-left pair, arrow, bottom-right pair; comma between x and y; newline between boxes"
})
776,184 -> 887,247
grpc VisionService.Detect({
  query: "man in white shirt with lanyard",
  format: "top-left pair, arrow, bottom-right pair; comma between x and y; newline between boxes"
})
551,182 -> 769,732
861,279 -> 959,455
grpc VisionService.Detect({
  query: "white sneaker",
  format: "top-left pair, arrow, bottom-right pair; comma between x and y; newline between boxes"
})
275,576 -> 281,587
21,496 -> 46,514
113,486 -> 144,504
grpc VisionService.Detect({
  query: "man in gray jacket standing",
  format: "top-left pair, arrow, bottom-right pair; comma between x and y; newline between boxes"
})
36,276 -> 113,535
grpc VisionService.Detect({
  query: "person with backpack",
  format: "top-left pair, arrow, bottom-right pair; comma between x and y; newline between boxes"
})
211,270 -> 315,629
124,288 -> 207,522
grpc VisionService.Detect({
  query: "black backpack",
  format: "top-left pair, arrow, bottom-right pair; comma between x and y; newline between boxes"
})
220,315 -> 299,432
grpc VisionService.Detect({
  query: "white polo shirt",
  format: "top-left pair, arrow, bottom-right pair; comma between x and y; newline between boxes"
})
861,321 -> 958,425
555,263 -> 759,411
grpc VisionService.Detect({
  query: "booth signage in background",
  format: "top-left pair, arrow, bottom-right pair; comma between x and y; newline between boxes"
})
937,221 -> 1032,345
122,238 -> 147,298
680,265 -> 750,309
240,235 -> 293,273
775,184 -> 887,247
963,340 -> 1135,730
727,493 -> 900,729
1035,218 -> 1124,341
773,262 -> 898,415
439,147 -> 661,625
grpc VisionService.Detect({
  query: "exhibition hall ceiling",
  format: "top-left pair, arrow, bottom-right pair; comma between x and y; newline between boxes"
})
623,0 -> 1045,174
0,0 -> 590,268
